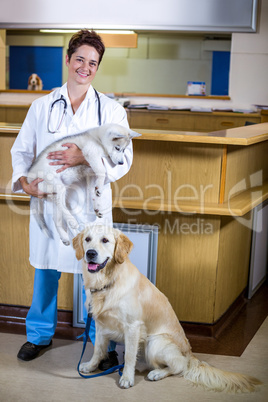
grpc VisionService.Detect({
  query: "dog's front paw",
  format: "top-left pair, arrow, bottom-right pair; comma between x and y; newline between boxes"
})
60,235 -> 70,246
95,186 -> 102,197
94,209 -> 103,218
93,197 -> 104,218
119,374 -> 134,389
79,361 -> 97,374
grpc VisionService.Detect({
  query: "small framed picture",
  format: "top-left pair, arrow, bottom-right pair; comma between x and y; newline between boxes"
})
187,81 -> 206,96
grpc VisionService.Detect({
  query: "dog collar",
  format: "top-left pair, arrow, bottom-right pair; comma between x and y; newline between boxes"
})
90,284 -> 111,293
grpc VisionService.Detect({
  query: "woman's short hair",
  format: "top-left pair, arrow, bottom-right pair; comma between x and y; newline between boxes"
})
67,30 -> 105,65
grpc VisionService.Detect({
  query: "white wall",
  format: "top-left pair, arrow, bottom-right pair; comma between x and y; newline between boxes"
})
129,0 -> 268,110
229,0 -> 268,107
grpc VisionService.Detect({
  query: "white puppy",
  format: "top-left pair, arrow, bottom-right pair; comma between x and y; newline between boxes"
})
73,225 -> 261,392
27,124 -> 140,245
27,73 -> 43,90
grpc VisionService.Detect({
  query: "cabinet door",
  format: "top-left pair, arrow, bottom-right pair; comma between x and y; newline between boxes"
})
129,110 -> 261,132
129,111 -> 195,131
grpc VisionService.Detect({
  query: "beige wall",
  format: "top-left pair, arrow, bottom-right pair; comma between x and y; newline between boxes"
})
93,34 -> 214,95
7,32 -> 217,95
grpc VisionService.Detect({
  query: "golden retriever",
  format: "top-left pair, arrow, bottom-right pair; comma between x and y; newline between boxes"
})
73,225 -> 261,391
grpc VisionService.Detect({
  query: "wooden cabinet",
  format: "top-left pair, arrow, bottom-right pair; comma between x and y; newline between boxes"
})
0,123 -> 267,324
110,125 -> 268,322
0,103 -> 262,130
127,109 -> 261,132
0,105 -> 29,123
0,125 -> 73,310
261,110 -> 268,123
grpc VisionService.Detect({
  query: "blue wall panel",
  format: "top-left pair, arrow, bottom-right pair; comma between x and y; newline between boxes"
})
9,46 -> 63,90
211,51 -> 230,96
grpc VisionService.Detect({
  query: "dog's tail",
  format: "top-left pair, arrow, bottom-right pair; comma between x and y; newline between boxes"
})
184,355 -> 261,393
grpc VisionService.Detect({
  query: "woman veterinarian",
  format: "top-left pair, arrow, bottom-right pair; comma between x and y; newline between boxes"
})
11,30 -> 133,367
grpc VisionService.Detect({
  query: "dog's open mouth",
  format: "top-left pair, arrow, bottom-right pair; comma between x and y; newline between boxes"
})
87,258 -> 109,273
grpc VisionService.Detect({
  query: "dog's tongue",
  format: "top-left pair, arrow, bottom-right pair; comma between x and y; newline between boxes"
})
88,263 -> 99,271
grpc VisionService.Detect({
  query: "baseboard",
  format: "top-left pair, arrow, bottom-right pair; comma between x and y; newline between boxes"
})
181,291 -> 247,338
0,292 -> 246,341
1,282 -> 267,357
0,304 -> 83,340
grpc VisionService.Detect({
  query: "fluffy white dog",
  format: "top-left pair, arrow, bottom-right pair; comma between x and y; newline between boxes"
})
27,124 -> 140,245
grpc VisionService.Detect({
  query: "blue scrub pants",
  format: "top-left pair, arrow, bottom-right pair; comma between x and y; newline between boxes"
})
26,268 -> 115,352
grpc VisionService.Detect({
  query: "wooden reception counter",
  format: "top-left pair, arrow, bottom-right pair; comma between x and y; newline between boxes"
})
0,122 -> 267,327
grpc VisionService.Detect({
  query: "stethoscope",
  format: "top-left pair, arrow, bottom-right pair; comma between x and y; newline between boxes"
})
47,88 -> 101,133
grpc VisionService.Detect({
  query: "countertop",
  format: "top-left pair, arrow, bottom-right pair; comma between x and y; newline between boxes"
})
1,122 -> 268,146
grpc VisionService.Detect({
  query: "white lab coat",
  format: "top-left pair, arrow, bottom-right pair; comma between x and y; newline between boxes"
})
11,84 -> 133,273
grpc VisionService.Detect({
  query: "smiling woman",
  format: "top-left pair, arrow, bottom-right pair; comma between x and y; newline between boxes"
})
9,29 -> 136,366
65,30 -> 105,112
66,45 -> 99,91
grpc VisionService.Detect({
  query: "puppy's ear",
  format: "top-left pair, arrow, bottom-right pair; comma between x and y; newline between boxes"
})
129,129 -> 142,139
72,233 -> 84,260
114,232 -> 133,264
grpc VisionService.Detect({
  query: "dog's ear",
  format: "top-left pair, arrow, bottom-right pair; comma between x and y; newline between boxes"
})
106,125 -> 141,140
72,233 -> 84,260
114,232 -> 133,264
128,129 -> 142,139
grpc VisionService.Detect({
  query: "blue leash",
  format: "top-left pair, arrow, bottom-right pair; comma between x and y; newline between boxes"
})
77,315 -> 124,379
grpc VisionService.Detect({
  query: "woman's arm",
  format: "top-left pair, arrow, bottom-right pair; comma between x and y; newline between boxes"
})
11,104 -> 37,193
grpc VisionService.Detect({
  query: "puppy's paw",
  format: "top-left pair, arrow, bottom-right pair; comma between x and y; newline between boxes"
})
94,209 -> 103,218
62,240 -> 70,246
119,375 -> 134,389
93,197 -> 104,218
95,186 -> 102,197
59,235 -> 70,246
79,361 -> 97,374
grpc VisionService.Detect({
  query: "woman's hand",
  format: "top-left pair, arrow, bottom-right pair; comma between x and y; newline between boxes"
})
19,177 -> 48,199
46,143 -> 90,173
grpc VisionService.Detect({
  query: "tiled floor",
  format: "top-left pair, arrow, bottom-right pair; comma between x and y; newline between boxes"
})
0,318 -> 267,402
